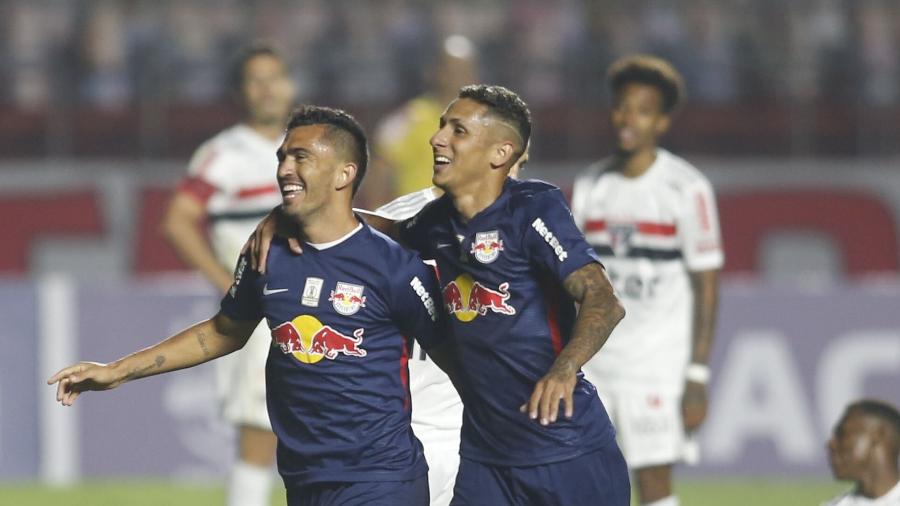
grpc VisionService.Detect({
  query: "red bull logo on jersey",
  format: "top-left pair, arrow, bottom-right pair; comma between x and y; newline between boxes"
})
329,282 -> 366,316
271,315 -> 366,364
442,273 -> 516,322
470,230 -> 504,264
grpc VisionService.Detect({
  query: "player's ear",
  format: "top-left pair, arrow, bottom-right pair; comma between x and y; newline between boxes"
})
335,162 -> 358,192
490,141 -> 515,170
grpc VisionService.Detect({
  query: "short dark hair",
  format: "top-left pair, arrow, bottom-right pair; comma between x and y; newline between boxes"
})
847,399 -> 900,442
230,42 -> 283,92
607,55 -> 686,114
286,105 -> 369,195
458,84 -> 531,158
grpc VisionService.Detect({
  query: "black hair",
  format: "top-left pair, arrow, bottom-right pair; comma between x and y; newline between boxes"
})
457,84 -> 531,159
847,399 -> 900,443
230,42 -> 283,92
607,54 -> 686,114
286,105 -> 369,195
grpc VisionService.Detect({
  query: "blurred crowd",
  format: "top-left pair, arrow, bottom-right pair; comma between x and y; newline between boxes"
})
2,0 -> 899,158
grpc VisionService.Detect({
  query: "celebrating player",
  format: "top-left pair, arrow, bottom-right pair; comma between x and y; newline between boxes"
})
49,106 -> 451,506
570,55 -> 723,506
251,85 -> 629,505
159,43 -> 295,506
822,400 -> 900,506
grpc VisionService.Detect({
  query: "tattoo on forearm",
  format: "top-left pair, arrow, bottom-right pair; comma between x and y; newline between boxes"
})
124,355 -> 167,381
196,329 -> 211,357
556,264 -> 624,372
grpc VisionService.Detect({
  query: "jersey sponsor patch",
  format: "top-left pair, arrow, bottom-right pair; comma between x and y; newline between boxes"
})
271,315 -> 366,364
470,230 -> 504,263
442,274 -> 516,322
531,217 -> 568,262
229,256 -> 248,298
301,277 -> 324,307
409,276 -> 438,322
329,282 -> 366,315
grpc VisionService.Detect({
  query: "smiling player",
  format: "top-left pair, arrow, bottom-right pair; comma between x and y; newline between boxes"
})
49,106 -> 453,506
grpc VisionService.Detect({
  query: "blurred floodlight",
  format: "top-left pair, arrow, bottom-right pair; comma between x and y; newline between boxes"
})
444,34 -> 474,59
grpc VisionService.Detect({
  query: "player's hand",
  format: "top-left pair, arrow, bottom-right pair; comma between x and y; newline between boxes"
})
47,362 -> 122,406
520,361 -> 577,425
242,207 -> 302,273
682,380 -> 708,431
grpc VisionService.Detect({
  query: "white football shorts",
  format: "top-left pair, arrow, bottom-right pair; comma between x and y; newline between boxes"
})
216,321 -> 272,430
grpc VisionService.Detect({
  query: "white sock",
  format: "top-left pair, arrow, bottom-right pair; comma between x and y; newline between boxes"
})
227,461 -> 273,506
643,496 -> 679,506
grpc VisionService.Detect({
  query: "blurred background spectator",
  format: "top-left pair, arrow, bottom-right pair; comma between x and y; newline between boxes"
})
2,0 -> 899,160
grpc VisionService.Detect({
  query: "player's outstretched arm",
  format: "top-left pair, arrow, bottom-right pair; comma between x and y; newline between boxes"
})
47,312 -> 258,406
521,263 -> 624,425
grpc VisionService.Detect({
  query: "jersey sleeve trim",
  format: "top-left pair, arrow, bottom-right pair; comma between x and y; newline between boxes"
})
177,176 -> 219,205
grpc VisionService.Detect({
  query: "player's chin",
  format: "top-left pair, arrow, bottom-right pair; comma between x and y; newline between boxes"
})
432,167 -> 451,186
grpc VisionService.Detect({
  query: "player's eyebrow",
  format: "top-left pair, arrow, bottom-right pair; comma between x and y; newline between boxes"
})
277,146 -> 311,161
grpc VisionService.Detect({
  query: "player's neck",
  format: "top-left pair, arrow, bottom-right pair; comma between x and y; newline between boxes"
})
296,207 -> 359,244
447,177 -> 505,222
857,467 -> 900,498
616,147 -> 657,179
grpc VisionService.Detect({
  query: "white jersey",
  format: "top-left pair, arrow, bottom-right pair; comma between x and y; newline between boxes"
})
572,148 -> 723,389
371,188 -> 464,434
179,124 -> 283,430
822,481 -> 900,506
180,124 -> 283,268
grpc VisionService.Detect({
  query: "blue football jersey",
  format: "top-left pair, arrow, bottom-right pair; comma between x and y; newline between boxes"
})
220,223 -> 444,487
399,178 -> 616,466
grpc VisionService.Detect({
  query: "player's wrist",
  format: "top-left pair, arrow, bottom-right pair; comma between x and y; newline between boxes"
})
685,362 -> 710,384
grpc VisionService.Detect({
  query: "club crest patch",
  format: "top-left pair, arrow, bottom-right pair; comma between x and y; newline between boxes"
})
329,282 -> 366,315
470,230 -> 504,264
608,223 -> 636,257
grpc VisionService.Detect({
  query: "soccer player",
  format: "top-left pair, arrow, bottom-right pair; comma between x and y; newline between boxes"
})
49,106 -> 449,506
570,55 -> 723,506
251,85 -> 630,505
371,143 -> 528,506
159,43 -> 295,506
822,400 -> 900,506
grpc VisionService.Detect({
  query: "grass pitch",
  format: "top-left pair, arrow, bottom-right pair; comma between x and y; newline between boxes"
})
1,478 -> 848,505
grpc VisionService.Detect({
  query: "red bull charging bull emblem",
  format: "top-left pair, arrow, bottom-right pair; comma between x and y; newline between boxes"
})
442,273 -> 516,322
470,230 -> 504,264
329,282 -> 366,316
271,315 -> 367,364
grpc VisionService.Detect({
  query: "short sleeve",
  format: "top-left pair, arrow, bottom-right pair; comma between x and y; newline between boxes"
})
397,210 -> 431,255
389,257 -> 445,351
680,179 -> 724,271
177,143 -> 223,206
569,168 -> 599,229
524,188 -> 603,282
219,254 -> 263,322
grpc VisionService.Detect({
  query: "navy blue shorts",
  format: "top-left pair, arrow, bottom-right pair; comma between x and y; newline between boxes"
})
286,475 -> 429,506
450,443 -> 630,506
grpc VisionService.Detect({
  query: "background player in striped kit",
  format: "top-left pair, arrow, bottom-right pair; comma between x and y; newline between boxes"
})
571,55 -> 723,506
160,43 -> 295,506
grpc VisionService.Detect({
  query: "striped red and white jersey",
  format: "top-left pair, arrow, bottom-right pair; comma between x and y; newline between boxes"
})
178,124 -> 282,269
572,148 -> 724,389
